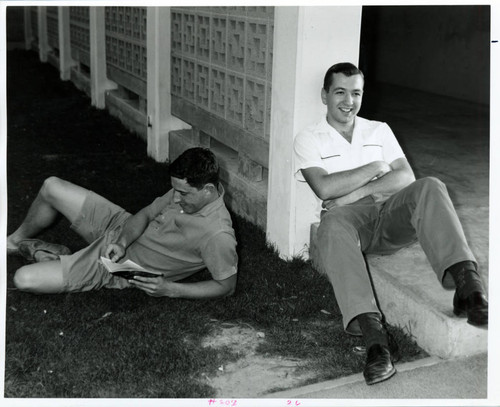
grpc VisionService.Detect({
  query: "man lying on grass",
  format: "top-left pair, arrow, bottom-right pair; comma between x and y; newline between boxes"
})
7,147 -> 238,299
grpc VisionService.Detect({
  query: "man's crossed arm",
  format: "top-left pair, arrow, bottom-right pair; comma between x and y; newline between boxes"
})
301,157 -> 416,209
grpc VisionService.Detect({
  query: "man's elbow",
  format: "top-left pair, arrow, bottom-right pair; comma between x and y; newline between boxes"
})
221,276 -> 237,297
223,282 -> 236,297
311,184 -> 330,201
301,170 -> 331,201
402,169 -> 416,187
224,287 -> 236,297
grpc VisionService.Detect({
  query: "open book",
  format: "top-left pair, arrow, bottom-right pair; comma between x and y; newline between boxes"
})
100,256 -> 162,279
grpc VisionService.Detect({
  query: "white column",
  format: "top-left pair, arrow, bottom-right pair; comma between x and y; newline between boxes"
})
89,7 -> 116,109
38,6 -> 49,62
58,7 -> 75,81
267,6 -> 362,259
146,7 -> 190,162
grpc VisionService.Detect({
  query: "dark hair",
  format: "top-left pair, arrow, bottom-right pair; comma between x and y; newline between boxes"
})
169,147 -> 219,189
323,62 -> 364,92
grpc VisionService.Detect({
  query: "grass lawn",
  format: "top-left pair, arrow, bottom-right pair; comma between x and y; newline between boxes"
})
4,50 -> 426,398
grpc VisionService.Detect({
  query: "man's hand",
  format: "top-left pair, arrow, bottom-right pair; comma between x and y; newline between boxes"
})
374,161 -> 392,179
103,208 -> 153,262
128,275 -> 176,297
371,191 -> 394,202
104,242 -> 126,263
323,191 -> 362,209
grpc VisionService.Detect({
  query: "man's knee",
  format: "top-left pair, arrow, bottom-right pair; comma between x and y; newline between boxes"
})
40,176 -> 66,203
14,262 -> 66,294
415,176 -> 446,192
13,266 -> 37,292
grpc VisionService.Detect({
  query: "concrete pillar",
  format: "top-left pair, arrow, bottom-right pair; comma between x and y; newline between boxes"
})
89,7 -> 116,109
38,6 -> 49,62
58,7 -> 75,81
267,6 -> 362,259
146,7 -> 190,162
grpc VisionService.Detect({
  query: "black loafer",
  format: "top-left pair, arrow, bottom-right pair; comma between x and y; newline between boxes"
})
363,344 -> 396,385
453,291 -> 488,327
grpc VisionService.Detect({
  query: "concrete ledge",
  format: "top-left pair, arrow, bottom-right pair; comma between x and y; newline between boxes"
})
70,67 -> 91,99
309,206 -> 488,359
266,356 -> 442,398
47,51 -> 59,72
169,129 -> 268,229
266,354 -> 487,399
105,91 -> 147,142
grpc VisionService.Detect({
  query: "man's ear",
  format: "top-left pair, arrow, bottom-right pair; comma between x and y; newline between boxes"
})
321,88 -> 328,105
203,183 -> 216,194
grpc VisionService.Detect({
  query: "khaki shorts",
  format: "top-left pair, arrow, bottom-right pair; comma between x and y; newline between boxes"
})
59,190 -> 133,292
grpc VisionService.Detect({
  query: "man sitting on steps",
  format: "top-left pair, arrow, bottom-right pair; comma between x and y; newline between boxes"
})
294,62 -> 488,386
7,147 -> 238,299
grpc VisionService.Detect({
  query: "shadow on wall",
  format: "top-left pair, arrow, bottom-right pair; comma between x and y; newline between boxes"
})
360,5 -> 490,105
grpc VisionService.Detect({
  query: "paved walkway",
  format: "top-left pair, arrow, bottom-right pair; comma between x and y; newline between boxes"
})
267,353 -> 489,400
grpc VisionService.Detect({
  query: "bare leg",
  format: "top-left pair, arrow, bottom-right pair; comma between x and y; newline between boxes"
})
7,177 -> 89,250
13,260 -> 65,293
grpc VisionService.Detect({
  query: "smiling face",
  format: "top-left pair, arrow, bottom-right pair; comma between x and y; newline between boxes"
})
171,177 -> 214,214
321,73 -> 364,130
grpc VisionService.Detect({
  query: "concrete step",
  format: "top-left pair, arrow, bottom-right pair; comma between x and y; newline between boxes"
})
309,206 -> 488,359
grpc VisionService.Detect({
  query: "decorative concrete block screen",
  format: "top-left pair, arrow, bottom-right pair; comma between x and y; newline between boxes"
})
105,7 -> 147,98
170,6 -> 274,172
69,7 -> 90,67
46,7 -> 59,52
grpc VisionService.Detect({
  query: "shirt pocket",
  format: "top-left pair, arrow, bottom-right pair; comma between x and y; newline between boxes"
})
361,144 -> 384,161
320,145 -> 342,163
320,146 -> 349,174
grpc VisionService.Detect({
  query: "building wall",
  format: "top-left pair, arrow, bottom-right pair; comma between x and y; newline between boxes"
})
360,5 -> 490,105
171,7 -> 273,145
169,6 -> 274,229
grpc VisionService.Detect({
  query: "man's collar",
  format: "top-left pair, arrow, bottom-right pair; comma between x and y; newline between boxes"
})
317,116 -> 335,133
317,115 -> 355,137
318,115 -> 368,137
195,183 -> 225,217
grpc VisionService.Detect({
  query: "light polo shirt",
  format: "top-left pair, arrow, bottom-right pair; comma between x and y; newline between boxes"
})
294,116 -> 406,216
126,184 -> 238,282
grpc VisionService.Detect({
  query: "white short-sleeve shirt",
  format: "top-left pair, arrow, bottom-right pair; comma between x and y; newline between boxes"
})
294,116 -> 405,182
293,116 -> 406,218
